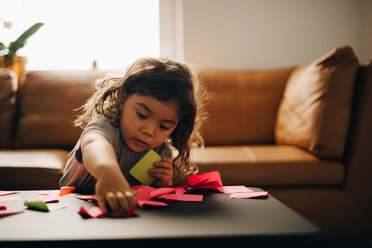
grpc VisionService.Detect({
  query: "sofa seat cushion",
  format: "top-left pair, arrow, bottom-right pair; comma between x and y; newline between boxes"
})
191,145 -> 344,186
0,149 -> 69,190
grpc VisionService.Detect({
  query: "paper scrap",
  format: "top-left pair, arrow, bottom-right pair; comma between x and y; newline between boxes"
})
149,187 -> 176,199
110,208 -> 137,218
78,206 -> 137,218
135,186 -> 156,200
187,171 -> 223,189
129,149 -> 161,185
165,194 -> 203,202
24,200 -> 49,212
0,191 -> 17,196
47,204 -> 66,211
217,186 -> 253,194
229,191 -> 269,199
59,186 -> 76,196
27,196 -> 59,203
137,200 -> 169,209
78,206 -> 104,218
0,209 -> 24,217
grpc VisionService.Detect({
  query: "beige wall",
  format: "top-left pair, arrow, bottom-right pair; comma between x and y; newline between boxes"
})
181,0 -> 372,69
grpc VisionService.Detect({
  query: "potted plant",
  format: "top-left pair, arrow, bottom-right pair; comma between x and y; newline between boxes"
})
0,22 -> 44,84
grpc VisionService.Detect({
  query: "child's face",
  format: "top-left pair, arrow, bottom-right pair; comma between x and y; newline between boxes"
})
119,94 -> 179,153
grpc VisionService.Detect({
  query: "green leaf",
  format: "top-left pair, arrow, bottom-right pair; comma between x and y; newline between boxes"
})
0,42 -> 6,51
8,22 -> 44,53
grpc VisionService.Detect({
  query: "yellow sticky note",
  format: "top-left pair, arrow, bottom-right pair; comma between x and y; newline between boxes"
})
129,149 -> 161,186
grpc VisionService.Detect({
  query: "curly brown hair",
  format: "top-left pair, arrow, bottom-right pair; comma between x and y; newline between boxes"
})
74,57 -> 209,178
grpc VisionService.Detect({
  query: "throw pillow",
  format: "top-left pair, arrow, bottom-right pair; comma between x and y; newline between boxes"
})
275,46 -> 358,158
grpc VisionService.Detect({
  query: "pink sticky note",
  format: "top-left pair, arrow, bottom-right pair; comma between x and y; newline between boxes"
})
137,200 -> 169,209
130,185 -> 145,190
175,187 -> 187,194
165,194 -> 203,202
75,195 -> 97,201
187,171 -> 223,189
0,191 -> 17,196
0,209 -> 24,217
78,206 -> 104,218
135,186 -> 156,200
229,192 -> 269,199
149,187 -> 176,199
217,186 -> 253,194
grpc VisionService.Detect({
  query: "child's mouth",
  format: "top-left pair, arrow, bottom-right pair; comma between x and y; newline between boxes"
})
135,139 -> 149,148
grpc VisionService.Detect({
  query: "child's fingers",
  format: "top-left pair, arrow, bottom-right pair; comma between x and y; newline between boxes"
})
150,167 -> 172,177
97,197 -> 108,214
125,191 -> 137,209
116,191 -> 129,211
154,161 -> 173,170
106,192 -> 119,212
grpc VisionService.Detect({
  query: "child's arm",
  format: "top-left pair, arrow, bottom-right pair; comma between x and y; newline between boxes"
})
81,132 -> 136,214
150,157 -> 174,187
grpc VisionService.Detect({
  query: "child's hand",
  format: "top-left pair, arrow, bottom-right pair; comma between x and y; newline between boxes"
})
95,168 -> 136,215
150,157 -> 174,187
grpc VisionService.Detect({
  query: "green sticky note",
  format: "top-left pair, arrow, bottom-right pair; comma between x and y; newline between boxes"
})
24,200 -> 49,212
129,149 -> 161,185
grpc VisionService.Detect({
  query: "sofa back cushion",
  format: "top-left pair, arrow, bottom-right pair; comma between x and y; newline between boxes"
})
275,46 -> 359,158
0,69 -> 18,148
15,71 -> 108,149
199,67 -> 294,145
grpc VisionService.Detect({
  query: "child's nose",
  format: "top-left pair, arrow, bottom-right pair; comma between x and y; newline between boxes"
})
141,126 -> 154,137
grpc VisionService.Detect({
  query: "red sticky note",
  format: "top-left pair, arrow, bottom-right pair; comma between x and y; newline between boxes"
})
110,208 -> 137,218
229,191 -> 269,199
187,171 -> 223,189
137,200 -> 169,209
59,186 -> 76,196
217,186 -> 253,194
165,194 -> 203,202
0,209 -> 24,217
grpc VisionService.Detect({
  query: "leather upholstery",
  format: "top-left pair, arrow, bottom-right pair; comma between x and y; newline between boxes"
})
0,149 -> 68,189
199,67 -> 294,145
275,46 -> 359,158
15,71 -> 107,149
192,145 -> 344,186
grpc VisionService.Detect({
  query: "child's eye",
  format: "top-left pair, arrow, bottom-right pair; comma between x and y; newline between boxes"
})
137,112 -> 147,119
160,125 -> 170,131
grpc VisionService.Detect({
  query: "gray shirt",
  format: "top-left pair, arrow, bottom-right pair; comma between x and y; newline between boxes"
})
60,118 -> 172,193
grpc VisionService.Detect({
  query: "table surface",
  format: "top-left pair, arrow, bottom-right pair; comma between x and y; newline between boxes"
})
0,189 -> 320,247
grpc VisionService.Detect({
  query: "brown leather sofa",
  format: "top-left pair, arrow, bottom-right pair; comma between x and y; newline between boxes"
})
0,46 -> 371,239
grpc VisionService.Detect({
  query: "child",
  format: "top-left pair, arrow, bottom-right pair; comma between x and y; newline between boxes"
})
60,57 -> 208,214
